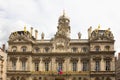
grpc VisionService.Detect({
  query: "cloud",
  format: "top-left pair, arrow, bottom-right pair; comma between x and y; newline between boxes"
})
0,0 -> 120,55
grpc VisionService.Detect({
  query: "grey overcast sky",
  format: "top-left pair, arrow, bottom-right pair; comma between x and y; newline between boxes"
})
0,0 -> 120,56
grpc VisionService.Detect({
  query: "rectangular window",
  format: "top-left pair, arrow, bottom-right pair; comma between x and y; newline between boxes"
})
22,61 -> 26,70
95,61 -> 100,71
35,63 -> 39,71
45,62 -> 49,71
12,61 -> 16,70
82,61 -> 88,71
58,62 -> 63,70
73,62 -> 77,71
106,60 -> 110,71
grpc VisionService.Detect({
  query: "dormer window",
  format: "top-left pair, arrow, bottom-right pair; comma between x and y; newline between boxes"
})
105,46 -> 110,51
95,46 -> 100,51
72,47 -> 78,53
34,48 -> 40,53
21,46 -> 27,52
82,47 -> 87,53
12,46 -> 17,52
45,47 -> 49,53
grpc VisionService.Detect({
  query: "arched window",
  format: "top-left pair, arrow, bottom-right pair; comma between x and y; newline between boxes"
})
95,46 -> 100,51
12,46 -> 17,52
105,46 -> 110,51
21,46 -> 27,52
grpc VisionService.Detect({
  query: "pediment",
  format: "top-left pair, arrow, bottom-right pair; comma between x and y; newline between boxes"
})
90,30 -> 114,41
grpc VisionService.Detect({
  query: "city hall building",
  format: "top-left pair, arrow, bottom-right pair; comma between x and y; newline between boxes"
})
7,13 -> 115,80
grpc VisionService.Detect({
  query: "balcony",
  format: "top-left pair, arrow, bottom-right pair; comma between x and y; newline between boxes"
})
7,70 -> 31,75
30,71 -> 90,76
90,71 -> 115,76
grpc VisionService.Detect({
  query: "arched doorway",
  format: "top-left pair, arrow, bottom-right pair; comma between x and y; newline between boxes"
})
83,78 -> 88,80
21,77 -> 25,80
106,77 -> 111,80
11,77 -> 16,80
95,77 -> 100,80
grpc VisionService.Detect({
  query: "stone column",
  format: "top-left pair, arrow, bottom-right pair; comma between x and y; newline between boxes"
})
90,58 -> 94,71
101,58 -> 104,71
112,57 -> 115,71
16,57 -> 20,70
78,58 -> 81,71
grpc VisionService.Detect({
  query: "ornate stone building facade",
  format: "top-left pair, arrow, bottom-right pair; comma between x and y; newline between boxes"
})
7,13 -> 115,80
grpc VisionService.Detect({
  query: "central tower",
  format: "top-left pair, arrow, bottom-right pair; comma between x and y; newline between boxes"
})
56,11 -> 70,38
52,12 -> 71,52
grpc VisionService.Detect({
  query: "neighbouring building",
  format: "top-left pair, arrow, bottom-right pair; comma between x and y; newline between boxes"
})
116,53 -> 120,80
7,13 -> 116,80
0,44 -> 7,80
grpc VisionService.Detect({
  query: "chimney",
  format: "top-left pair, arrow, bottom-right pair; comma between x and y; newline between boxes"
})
2,44 -> 5,52
35,30 -> 38,39
31,27 -> 33,37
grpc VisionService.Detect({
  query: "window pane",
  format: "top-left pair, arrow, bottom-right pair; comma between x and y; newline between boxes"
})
58,62 -> 62,70
95,61 -> 100,71
35,63 -> 39,71
95,46 -> 100,51
73,62 -> 77,71
12,61 -> 16,70
22,61 -> 26,70
106,61 -> 110,71
45,62 -> 49,71
83,61 -> 88,71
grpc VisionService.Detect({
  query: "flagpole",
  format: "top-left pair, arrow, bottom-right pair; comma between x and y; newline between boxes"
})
66,57 -> 68,80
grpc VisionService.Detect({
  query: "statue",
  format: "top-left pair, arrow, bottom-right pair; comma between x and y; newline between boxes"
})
78,32 -> 81,39
41,32 -> 44,40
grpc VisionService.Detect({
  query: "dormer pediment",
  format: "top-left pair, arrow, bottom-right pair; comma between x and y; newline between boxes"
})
8,31 -> 35,43
90,29 -> 114,42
